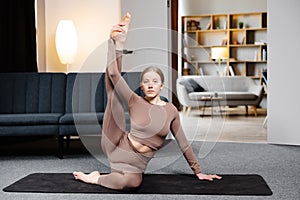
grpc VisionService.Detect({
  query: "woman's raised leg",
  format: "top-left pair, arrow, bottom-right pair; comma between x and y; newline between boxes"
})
101,40 -> 126,155
101,13 -> 131,154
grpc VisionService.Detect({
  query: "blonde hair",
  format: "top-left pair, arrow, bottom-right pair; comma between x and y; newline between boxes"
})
140,66 -> 164,83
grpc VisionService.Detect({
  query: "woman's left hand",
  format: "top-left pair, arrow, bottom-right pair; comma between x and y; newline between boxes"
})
196,173 -> 222,181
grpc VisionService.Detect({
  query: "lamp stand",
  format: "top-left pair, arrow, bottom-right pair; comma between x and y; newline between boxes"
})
217,59 -> 221,76
66,63 -> 70,74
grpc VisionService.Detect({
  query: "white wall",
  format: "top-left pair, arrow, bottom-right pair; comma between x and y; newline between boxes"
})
43,0 -> 120,72
120,0 -> 171,100
268,0 -> 300,145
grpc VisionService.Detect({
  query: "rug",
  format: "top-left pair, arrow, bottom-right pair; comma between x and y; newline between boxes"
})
3,173 -> 272,195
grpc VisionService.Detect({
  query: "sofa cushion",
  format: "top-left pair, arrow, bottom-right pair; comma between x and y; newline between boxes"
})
0,125 -> 59,136
0,113 -> 63,125
219,92 -> 257,100
179,79 -> 205,93
59,112 -> 131,125
59,113 -> 105,124
188,92 -> 257,101
59,124 -> 102,136
65,73 -> 106,113
65,72 -> 143,114
0,73 -> 66,114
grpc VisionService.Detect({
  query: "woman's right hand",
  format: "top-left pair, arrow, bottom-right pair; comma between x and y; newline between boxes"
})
196,173 -> 222,181
111,24 -> 127,43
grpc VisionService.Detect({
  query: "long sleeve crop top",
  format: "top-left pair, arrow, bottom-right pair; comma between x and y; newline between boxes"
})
106,39 -> 202,174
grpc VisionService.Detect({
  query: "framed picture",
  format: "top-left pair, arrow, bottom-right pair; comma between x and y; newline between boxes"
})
187,20 -> 201,31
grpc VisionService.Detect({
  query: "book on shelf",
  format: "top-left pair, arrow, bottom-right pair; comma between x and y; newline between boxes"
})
241,36 -> 246,45
228,65 -> 235,76
205,22 -> 211,30
221,37 -> 228,45
198,66 -> 204,76
222,66 -> 234,76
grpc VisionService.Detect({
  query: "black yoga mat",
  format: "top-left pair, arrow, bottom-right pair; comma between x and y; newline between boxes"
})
3,173 -> 272,196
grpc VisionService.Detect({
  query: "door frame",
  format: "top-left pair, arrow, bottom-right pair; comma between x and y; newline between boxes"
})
170,0 -> 180,109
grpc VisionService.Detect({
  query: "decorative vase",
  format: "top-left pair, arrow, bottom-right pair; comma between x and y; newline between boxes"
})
238,22 -> 244,29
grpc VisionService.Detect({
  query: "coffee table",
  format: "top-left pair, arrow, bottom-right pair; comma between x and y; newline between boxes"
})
200,96 -> 224,117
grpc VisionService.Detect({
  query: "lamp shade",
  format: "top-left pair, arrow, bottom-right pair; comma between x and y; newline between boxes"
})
211,47 -> 228,60
55,20 -> 78,64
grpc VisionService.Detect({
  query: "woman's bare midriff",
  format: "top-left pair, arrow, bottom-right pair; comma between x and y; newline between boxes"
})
128,133 -> 154,157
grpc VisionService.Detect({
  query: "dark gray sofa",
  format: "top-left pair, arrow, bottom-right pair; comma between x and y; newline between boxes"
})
59,72 -> 142,136
0,72 -> 164,158
58,72 -> 143,158
0,73 -> 66,137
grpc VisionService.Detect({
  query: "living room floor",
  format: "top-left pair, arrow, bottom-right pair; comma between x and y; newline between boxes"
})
2,107 -> 299,200
180,107 -> 268,143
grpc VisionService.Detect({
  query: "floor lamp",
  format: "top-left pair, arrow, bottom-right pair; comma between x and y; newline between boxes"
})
211,47 -> 228,76
55,20 -> 78,73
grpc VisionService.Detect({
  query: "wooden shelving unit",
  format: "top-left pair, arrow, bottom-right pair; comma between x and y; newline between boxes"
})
181,12 -> 267,78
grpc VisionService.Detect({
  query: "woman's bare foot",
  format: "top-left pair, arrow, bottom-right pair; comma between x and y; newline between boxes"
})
111,12 -> 131,38
110,12 -> 131,50
73,171 -> 100,185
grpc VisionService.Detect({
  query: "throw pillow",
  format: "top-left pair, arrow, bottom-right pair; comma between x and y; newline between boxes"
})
179,79 -> 205,93
187,79 -> 205,92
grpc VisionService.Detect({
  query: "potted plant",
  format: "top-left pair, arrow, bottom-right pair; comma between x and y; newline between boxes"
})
238,22 -> 244,29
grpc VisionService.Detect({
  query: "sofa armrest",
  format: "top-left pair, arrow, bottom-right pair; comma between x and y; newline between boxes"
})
176,79 -> 203,107
248,82 -> 264,106
176,80 -> 192,107
248,83 -> 263,97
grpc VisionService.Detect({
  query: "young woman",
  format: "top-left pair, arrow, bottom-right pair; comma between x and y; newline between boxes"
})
73,13 -> 221,190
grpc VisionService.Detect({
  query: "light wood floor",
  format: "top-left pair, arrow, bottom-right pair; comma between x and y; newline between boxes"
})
179,107 -> 268,143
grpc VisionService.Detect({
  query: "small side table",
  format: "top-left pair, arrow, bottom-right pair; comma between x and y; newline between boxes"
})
200,96 -> 224,117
